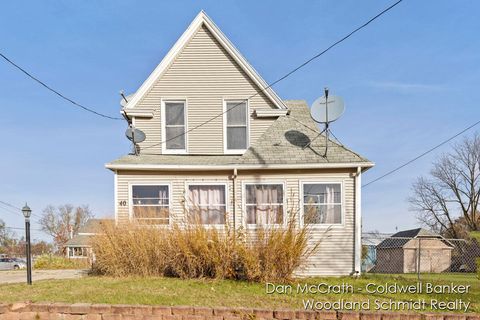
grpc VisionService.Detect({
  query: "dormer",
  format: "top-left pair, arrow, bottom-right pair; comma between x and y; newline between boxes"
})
121,11 -> 288,155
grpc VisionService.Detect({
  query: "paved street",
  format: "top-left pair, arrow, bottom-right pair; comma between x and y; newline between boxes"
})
0,269 -> 87,284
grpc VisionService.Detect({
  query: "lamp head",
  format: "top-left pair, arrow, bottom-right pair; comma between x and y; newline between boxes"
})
22,203 -> 32,219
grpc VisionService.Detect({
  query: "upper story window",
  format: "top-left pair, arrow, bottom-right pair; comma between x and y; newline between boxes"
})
132,185 -> 170,225
162,100 -> 187,153
224,100 -> 248,153
187,184 -> 227,225
302,183 -> 342,225
245,183 -> 284,226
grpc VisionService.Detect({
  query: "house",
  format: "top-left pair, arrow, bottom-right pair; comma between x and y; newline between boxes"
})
374,228 -> 454,273
105,11 -> 374,276
65,219 -> 106,260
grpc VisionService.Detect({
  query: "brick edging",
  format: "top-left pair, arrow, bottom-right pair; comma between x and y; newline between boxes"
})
0,302 -> 478,320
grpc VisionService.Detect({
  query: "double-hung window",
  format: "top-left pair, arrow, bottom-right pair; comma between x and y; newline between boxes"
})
224,100 -> 248,153
163,100 -> 186,152
302,183 -> 342,225
187,184 -> 226,225
132,185 -> 170,225
245,183 -> 284,226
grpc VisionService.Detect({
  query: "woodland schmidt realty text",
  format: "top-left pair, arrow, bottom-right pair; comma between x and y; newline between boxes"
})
265,282 -> 471,312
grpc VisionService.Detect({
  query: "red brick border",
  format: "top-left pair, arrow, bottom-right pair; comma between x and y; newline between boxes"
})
0,303 -> 478,320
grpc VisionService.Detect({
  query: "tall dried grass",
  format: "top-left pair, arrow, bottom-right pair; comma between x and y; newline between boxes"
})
92,210 -> 320,282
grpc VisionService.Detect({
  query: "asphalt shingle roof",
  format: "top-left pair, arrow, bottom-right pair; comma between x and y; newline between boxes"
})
107,100 -> 372,167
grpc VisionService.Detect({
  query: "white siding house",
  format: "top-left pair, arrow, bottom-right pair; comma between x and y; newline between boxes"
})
106,11 -> 373,276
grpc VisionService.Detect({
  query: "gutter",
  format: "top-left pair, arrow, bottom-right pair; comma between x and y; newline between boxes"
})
105,162 -> 375,171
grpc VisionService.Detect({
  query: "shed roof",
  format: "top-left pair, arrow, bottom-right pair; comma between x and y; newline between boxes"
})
377,228 -> 454,249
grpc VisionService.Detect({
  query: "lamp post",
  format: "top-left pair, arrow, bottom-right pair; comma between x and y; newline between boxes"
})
22,203 -> 32,285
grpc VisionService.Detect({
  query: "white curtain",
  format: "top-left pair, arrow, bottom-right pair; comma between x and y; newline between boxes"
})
246,184 -> 283,225
189,185 -> 226,224
324,185 -> 336,224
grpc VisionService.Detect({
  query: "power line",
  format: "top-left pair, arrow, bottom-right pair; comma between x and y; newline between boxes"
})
0,53 -> 123,121
4,226 -> 43,232
363,119 -> 480,187
0,200 -> 21,211
141,0 -> 404,151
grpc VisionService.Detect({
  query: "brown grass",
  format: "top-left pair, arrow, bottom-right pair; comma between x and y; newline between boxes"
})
92,210 -> 319,282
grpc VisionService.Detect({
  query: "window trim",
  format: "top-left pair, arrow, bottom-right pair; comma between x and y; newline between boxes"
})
223,99 -> 250,154
300,180 -> 345,228
161,99 -> 188,154
185,182 -> 229,227
242,181 -> 286,228
128,182 -> 172,226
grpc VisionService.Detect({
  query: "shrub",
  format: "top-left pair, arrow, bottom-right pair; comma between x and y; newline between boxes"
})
34,254 -> 90,270
92,213 -> 320,282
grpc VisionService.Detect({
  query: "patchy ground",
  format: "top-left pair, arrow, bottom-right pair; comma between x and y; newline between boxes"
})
0,269 -> 86,284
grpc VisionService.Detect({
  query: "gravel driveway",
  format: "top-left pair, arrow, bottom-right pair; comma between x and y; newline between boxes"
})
0,269 -> 87,284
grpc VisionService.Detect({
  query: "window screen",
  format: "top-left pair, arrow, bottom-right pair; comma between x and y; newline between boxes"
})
165,101 -> 186,150
303,183 -> 342,224
245,184 -> 284,225
226,101 -> 247,150
132,185 -> 170,225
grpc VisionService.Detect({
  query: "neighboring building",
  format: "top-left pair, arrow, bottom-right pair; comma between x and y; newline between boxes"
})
375,228 -> 454,273
105,11 -> 373,276
362,232 -> 392,272
65,219 -> 107,260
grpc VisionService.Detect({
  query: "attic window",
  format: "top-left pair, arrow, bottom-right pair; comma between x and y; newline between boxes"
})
224,100 -> 248,153
162,100 -> 187,153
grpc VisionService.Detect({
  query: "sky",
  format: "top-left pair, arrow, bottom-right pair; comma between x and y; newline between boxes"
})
1,1 -> 479,241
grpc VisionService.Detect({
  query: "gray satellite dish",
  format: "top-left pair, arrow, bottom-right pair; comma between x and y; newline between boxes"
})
125,127 -> 146,143
304,88 -> 345,157
310,95 -> 345,124
120,93 -> 134,107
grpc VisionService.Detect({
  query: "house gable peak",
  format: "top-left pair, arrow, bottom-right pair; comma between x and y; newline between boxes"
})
123,10 -> 287,111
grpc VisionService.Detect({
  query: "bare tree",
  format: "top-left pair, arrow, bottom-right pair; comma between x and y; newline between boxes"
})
409,134 -> 480,239
39,204 -> 93,252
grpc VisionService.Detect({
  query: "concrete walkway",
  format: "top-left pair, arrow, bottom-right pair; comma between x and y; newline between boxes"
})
0,269 -> 87,284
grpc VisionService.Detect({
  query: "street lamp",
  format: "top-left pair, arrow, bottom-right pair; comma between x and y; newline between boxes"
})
22,203 -> 32,285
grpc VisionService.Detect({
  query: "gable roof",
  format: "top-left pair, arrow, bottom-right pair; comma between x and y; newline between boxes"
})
123,11 -> 286,111
77,219 -> 109,235
377,228 -> 454,249
106,100 -> 373,171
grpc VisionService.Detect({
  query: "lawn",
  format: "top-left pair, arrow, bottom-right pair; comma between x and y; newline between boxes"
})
0,273 -> 478,313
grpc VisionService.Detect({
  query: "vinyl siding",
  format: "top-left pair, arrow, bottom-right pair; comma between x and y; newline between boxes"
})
133,25 -> 278,155
115,168 -> 357,276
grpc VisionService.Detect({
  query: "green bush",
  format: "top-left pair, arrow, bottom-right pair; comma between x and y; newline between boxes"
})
34,254 -> 90,270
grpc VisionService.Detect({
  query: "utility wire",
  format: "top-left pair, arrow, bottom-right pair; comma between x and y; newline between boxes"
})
0,200 -> 21,211
363,119 -> 480,187
141,0 -> 404,151
0,53 -> 123,121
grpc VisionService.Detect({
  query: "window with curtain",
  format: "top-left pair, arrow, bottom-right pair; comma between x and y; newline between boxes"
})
303,183 -> 342,224
132,185 -> 170,225
188,184 -> 226,225
225,100 -> 248,151
164,101 -> 186,150
245,184 -> 284,225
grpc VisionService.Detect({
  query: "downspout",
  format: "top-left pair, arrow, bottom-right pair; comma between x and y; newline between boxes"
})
232,168 -> 238,234
354,166 -> 362,276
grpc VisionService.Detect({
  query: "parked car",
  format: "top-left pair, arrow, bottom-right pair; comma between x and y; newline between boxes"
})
0,257 -> 26,270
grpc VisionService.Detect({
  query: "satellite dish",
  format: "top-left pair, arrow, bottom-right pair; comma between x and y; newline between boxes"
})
120,93 -> 135,107
125,127 -> 146,143
310,95 -> 345,124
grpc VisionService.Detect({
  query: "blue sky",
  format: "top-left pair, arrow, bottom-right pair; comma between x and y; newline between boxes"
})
1,1 -> 479,241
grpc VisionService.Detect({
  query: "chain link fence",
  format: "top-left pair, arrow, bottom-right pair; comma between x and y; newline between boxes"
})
362,233 -> 480,277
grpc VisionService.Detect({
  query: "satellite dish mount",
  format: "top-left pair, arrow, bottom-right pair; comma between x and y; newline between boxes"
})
125,125 -> 146,156
303,87 -> 345,157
